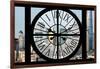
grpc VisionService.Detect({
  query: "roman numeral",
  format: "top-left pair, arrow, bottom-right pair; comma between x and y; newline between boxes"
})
62,46 -> 71,57
60,11 -> 64,24
39,45 -> 45,50
35,36 -> 43,38
53,10 -> 57,18
65,46 -> 71,54
35,32 -> 43,34
63,13 -> 68,20
52,46 -> 56,58
65,18 -> 74,27
58,10 -> 62,19
45,49 -> 50,56
37,22 -> 45,28
35,38 -> 48,42
64,13 -> 71,22
37,41 -> 45,50
71,40 -> 77,46
41,43 -> 50,53
41,17 -> 51,28
67,21 -> 76,30
45,14 -> 50,21
70,21 -> 76,27
62,43 -> 76,57
68,28 -> 79,33
37,41 -> 44,46
71,31 -> 80,35
69,45 -> 75,52
52,10 -> 62,18
58,46 -> 62,58
62,49 -> 68,57
34,32 -> 43,38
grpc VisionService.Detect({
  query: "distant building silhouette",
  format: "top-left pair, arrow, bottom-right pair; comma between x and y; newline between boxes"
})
15,30 -> 25,62
87,11 -> 94,51
18,30 -> 25,50
89,11 -> 94,50
86,11 -> 94,59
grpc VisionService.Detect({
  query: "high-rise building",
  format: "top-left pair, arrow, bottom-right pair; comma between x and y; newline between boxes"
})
86,11 -> 95,59
87,11 -> 94,51
18,30 -> 25,50
89,11 -> 94,50
15,30 -> 25,62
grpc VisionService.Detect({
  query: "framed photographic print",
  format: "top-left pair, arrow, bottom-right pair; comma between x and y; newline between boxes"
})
10,0 -> 96,68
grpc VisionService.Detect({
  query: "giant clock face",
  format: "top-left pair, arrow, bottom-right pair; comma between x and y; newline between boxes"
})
32,9 -> 82,62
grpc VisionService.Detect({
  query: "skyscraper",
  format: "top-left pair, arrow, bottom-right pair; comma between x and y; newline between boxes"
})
18,30 -> 25,50
88,11 -> 94,51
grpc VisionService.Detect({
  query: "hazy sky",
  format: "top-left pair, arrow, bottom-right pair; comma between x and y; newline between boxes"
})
15,7 -> 25,38
31,7 -> 45,23
15,7 -> 44,38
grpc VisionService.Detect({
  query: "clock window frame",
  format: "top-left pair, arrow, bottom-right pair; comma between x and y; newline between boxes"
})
10,1 -> 96,68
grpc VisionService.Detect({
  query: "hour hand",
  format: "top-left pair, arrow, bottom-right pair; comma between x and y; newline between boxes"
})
61,37 -> 66,40
66,26 -> 73,31
62,23 -> 75,33
48,29 -> 55,34
50,37 -> 55,40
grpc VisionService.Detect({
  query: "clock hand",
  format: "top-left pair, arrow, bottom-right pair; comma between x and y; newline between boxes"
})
61,37 -> 66,40
60,22 -> 76,34
48,29 -> 55,34
67,22 -> 75,31
50,37 -> 55,40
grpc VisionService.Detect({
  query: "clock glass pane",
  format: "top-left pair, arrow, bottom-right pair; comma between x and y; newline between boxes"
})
32,8 -> 81,60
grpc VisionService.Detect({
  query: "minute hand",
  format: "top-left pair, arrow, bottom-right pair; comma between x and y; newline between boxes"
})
67,21 -> 75,30
60,21 -> 76,34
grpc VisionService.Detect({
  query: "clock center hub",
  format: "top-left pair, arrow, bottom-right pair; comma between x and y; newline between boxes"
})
48,24 -> 67,46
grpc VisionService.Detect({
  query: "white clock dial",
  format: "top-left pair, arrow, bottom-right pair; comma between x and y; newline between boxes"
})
32,9 -> 81,61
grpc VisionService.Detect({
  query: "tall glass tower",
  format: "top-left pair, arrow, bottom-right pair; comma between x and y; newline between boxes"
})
89,11 -> 94,51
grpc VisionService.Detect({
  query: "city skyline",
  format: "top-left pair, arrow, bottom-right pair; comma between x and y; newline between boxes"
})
15,7 -> 82,38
